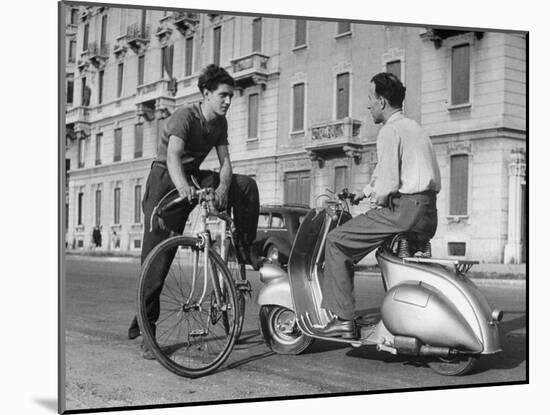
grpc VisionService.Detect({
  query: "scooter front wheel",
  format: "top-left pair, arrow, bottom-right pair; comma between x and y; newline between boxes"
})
427,354 -> 479,376
259,305 -> 314,355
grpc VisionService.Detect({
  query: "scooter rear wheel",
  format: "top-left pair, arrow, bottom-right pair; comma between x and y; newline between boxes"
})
259,305 -> 314,355
427,354 -> 479,376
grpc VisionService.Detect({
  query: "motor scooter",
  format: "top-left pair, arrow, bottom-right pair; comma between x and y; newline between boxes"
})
257,190 -> 503,375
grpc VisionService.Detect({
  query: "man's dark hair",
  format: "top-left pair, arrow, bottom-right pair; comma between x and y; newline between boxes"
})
370,72 -> 406,108
198,64 -> 235,94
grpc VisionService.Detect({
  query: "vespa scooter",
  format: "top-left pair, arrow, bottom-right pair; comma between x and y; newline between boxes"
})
257,190 -> 503,376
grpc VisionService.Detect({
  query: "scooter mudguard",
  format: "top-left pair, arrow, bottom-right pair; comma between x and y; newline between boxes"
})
377,250 -> 501,354
381,282 -> 483,353
257,263 -> 294,311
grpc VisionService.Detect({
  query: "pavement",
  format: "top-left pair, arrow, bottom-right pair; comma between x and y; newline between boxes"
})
65,249 -> 526,286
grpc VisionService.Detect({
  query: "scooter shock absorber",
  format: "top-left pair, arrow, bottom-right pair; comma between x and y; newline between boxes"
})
398,238 -> 410,258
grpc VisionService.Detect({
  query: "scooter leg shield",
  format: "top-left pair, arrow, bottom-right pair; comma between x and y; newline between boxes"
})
381,283 -> 483,353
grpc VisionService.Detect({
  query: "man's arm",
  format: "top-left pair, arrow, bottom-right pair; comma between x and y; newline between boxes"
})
215,144 -> 233,210
166,135 -> 195,201
373,126 -> 401,206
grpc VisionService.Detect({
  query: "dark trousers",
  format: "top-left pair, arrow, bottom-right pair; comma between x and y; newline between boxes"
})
321,193 -> 437,320
138,163 -> 259,324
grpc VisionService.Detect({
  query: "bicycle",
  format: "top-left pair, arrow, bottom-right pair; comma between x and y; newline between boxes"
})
136,182 -> 251,378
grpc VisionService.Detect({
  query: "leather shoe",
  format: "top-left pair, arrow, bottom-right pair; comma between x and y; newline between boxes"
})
318,317 -> 356,339
128,317 -> 140,340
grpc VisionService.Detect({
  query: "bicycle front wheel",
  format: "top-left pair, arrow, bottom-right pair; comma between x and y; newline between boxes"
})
137,235 -> 239,378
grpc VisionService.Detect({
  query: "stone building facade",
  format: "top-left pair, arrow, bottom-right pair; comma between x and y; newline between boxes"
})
63,4 -> 527,263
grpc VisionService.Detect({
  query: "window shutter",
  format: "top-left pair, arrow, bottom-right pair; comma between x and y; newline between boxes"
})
114,128 -> 122,162
134,185 -> 142,223
248,93 -> 259,139
450,154 -> 468,215
292,83 -> 305,131
334,166 -> 349,192
138,55 -> 145,85
95,190 -> 101,226
114,188 -> 121,225
77,192 -> 83,225
185,37 -> 194,76
336,73 -> 350,119
295,20 -> 306,47
117,63 -> 124,98
213,27 -> 222,65
451,44 -> 470,105
252,18 -> 262,52
95,133 -> 102,165
386,60 -> 401,80
134,124 -> 143,158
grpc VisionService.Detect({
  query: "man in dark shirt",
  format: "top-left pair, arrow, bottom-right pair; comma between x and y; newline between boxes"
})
128,65 -> 260,358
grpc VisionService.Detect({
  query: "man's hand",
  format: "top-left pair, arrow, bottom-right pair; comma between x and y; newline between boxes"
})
177,183 -> 195,202
214,185 -> 229,210
351,190 -> 366,205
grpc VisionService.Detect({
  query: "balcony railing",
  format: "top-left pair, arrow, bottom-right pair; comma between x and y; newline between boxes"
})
126,23 -> 151,53
173,11 -> 199,36
136,79 -> 172,102
87,41 -> 110,68
230,52 -> 270,89
65,106 -> 90,125
305,117 -> 363,164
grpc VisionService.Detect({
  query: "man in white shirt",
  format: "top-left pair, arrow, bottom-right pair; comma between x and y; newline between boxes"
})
319,72 -> 441,338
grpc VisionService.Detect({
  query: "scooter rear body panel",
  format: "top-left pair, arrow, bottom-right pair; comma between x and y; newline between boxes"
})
377,251 -> 501,354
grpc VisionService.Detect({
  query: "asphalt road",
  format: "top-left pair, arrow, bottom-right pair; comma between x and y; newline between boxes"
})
61,256 -> 527,412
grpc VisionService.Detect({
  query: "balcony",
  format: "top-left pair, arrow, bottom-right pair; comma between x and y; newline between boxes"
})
112,36 -> 128,59
155,20 -> 173,44
126,23 -> 151,54
87,41 -> 110,68
173,11 -> 200,36
230,52 -> 270,89
421,29 -> 484,49
135,79 -> 175,122
65,106 -> 90,125
305,117 -> 363,165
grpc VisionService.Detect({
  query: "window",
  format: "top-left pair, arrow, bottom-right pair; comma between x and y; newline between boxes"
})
134,185 -> 142,223
185,37 -> 194,77
336,72 -> 350,119
213,26 -> 222,65
100,14 -> 108,47
81,77 -> 89,106
114,128 -> 122,162
161,45 -> 173,79
292,83 -> 305,132
334,166 -> 349,192
77,192 -> 83,225
284,171 -> 310,205
67,78 -> 74,105
258,213 -> 269,228
450,154 -> 469,215
386,60 -> 402,81
337,21 -> 351,35
78,137 -> 85,168
448,242 -> 466,256
98,70 -> 104,104
114,188 -> 121,225
68,40 -> 76,63
70,8 -> 78,25
117,63 -> 124,98
95,133 -> 102,165
294,20 -> 306,48
83,23 -> 89,51
271,214 -> 285,228
248,93 -> 259,139
95,189 -> 101,226
134,124 -> 143,158
451,44 -> 470,105
140,9 -> 147,34
252,18 -> 262,52
137,55 -> 145,86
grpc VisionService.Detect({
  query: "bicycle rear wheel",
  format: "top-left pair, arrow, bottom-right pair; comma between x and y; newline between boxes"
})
137,235 -> 239,378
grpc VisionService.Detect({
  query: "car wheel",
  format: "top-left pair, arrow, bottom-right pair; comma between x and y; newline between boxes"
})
266,244 -> 280,266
